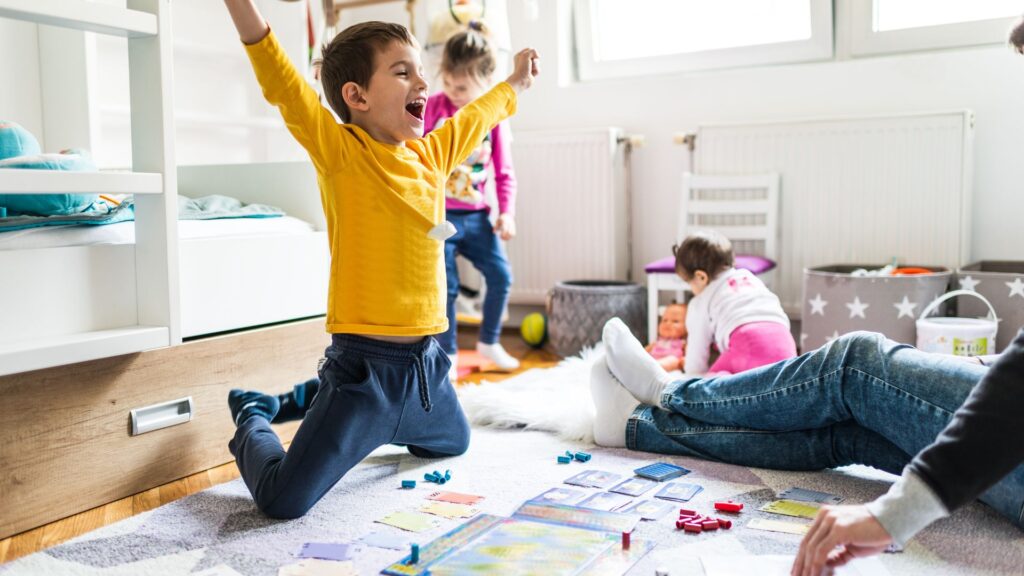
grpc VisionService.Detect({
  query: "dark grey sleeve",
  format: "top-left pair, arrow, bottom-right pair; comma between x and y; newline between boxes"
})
908,329 -> 1024,512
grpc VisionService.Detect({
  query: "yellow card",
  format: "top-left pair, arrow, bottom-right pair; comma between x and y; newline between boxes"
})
759,499 -> 822,519
747,518 -> 810,535
375,511 -> 440,533
419,501 -> 479,519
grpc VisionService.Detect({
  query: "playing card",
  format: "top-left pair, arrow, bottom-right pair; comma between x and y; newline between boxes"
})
578,491 -> 634,512
609,477 -> 658,496
425,491 -> 484,505
778,487 -> 844,505
654,482 -> 704,502
564,470 -> 623,489
529,486 -> 589,505
620,499 -> 675,520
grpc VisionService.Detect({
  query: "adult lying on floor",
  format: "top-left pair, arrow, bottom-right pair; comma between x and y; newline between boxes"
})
591,318 -> 1024,575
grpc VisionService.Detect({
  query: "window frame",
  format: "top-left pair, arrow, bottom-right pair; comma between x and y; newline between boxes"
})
849,1 -> 1020,57
572,0 -> 834,81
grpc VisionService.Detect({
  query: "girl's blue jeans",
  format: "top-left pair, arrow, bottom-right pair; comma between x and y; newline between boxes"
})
629,331 -> 1024,528
439,209 -> 513,354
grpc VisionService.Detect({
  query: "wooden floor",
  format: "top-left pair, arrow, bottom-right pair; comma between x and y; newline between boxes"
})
0,331 -> 559,564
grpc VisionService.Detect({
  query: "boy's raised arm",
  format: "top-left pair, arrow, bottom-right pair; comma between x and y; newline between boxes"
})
223,0 -> 271,45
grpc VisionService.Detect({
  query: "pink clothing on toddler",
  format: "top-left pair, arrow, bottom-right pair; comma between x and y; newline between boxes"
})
649,338 -> 685,361
708,321 -> 797,375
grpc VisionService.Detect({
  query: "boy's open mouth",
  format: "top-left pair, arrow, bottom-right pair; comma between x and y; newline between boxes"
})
405,99 -> 425,121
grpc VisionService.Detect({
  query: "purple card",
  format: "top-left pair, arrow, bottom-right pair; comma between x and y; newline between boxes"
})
297,542 -> 355,561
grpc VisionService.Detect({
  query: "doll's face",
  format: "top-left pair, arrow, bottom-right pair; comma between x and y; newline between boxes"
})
658,305 -> 687,339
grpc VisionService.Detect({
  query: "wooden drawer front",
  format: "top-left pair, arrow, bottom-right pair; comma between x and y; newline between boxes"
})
0,318 -> 328,539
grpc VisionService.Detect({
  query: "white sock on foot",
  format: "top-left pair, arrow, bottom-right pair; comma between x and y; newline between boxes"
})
476,342 -> 520,371
603,317 -> 674,407
590,356 -> 640,448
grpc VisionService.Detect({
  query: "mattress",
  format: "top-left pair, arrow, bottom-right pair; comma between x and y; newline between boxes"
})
0,216 -> 316,250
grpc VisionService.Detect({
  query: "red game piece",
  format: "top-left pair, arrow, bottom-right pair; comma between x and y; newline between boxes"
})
622,531 -> 630,550
714,500 -> 744,513
675,520 -> 686,530
683,522 -> 703,533
701,519 -> 720,530
717,517 -> 733,529
679,508 -> 697,516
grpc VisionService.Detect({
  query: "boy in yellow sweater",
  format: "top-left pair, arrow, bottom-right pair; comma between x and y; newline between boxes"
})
222,0 -> 539,518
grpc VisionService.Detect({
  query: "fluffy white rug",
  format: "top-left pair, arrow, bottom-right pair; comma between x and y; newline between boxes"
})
457,345 -> 605,443
457,345 -> 685,443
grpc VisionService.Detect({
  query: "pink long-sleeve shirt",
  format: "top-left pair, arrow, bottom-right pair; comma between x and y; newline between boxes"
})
424,91 -> 517,215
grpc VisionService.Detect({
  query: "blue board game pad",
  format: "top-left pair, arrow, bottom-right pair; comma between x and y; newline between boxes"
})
634,462 -> 690,482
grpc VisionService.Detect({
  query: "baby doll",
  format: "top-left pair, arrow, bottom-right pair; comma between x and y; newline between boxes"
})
645,302 -> 687,372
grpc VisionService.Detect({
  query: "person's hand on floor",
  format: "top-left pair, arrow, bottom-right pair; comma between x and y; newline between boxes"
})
791,505 -> 893,576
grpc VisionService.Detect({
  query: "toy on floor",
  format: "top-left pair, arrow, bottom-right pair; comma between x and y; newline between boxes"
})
520,311 -> 547,348
645,302 -> 687,371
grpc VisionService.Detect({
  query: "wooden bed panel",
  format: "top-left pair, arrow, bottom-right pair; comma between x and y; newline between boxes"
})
0,317 -> 329,540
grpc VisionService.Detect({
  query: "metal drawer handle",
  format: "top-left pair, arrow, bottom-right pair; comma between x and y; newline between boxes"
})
129,396 -> 194,436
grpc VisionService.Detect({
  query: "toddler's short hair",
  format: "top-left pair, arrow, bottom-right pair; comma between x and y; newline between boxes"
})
441,29 -> 496,80
673,231 -> 734,281
316,21 -> 416,123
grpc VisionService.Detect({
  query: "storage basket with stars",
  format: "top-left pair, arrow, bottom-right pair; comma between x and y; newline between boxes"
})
800,264 -> 951,352
954,262 -> 1024,353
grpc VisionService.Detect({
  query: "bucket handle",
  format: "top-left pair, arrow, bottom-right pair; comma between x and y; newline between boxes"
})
918,289 -> 997,322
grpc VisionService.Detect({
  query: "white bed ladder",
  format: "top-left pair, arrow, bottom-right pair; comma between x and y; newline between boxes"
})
0,0 -> 179,376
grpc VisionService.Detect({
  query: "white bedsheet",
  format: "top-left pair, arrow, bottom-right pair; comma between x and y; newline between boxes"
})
0,216 -> 315,250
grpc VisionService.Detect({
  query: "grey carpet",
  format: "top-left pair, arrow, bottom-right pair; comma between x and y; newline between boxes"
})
2,427 -> 1022,575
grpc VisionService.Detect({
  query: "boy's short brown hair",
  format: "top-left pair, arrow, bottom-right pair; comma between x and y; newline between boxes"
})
316,21 -> 416,123
441,29 -> 496,80
1011,17 -> 1024,54
672,231 -> 734,281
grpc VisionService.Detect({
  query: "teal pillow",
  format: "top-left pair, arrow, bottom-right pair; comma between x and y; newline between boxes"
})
0,151 -> 100,216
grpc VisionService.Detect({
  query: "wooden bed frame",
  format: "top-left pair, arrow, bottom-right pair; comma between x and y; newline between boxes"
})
0,161 -> 333,538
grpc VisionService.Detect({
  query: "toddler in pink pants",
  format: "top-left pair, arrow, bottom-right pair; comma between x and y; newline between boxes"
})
671,231 -> 796,375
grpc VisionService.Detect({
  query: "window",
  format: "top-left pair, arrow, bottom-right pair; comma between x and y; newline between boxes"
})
573,0 -> 833,81
851,0 -> 1021,56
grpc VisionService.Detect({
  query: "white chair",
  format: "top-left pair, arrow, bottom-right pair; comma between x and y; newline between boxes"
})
645,173 -> 780,344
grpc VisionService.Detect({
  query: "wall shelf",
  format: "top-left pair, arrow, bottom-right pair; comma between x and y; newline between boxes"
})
0,0 -> 158,38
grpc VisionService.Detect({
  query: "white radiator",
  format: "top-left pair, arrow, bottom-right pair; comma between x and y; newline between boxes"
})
505,127 -> 630,305
693,111 -> 974,314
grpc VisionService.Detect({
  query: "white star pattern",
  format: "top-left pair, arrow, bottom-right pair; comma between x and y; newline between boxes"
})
893,296 -> 917,320
846,296 -> 869,319
959,276 -> 980,291
1007,277 -> 1024,299
825,330 -> 841,343
809,293 -> 828,316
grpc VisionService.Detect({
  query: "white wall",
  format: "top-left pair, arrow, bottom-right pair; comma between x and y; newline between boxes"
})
504,0 -> 1024,277
0,19 -> 42,141
3,1 -> 1021,265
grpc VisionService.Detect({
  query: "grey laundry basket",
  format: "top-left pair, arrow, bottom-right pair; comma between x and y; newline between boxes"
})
955,261 -> 1024,353
547,281 -> 647,358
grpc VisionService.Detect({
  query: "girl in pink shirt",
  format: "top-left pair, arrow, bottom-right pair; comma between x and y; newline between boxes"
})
424,26 -> 520,377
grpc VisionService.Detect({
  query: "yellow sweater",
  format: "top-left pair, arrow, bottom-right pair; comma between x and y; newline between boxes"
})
245,32 -> 516,336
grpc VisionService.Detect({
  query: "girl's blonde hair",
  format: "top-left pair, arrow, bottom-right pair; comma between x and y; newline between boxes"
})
441,25 -> 496,80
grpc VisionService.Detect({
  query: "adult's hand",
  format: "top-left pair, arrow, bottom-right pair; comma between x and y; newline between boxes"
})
791,505 -> 893,576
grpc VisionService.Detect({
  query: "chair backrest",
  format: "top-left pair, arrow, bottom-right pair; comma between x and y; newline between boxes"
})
678,172 -> 780,263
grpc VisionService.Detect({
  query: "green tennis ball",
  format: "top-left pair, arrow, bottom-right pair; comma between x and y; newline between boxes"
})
521,312 -> 547,348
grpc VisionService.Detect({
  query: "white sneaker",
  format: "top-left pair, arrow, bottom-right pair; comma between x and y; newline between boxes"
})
476,342 -> 520,371
447,353 -> 459,382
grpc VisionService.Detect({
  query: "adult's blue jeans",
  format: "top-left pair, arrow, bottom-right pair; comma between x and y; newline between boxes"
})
439,209 -> 512,354
229,334 -> 470,519
629,331 -> 1024,528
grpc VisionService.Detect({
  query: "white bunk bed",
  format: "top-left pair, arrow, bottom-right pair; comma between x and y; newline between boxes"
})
0,161 -> 328,374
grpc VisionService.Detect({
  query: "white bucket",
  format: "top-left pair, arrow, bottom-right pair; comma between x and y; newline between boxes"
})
916,289 -> 998,356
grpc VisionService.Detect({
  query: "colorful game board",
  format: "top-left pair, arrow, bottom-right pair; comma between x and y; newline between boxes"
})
381,503 -> 650,576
